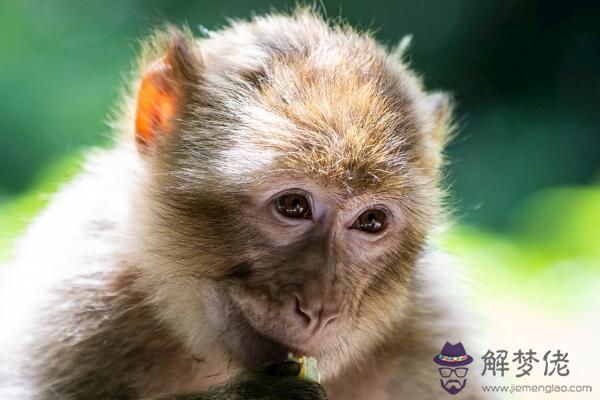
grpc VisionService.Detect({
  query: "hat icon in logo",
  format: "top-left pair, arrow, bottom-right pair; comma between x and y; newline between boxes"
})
433,342 -> 473,367
433,342 -> 473,395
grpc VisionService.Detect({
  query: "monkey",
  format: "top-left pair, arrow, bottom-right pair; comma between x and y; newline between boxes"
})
0,8 -> 494,400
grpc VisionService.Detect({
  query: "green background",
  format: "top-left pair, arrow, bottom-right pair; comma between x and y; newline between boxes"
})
0,1 -> 599,309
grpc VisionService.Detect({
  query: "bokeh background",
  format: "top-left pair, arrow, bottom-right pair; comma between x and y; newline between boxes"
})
0,1 -> 598,398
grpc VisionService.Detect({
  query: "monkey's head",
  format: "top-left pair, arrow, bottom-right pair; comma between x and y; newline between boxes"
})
127,10 -> 451,379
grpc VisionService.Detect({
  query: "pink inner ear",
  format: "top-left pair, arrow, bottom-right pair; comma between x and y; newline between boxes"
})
134,58 -> 180,151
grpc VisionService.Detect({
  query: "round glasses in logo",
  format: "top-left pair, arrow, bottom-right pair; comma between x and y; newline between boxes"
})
438,367 -> 468,378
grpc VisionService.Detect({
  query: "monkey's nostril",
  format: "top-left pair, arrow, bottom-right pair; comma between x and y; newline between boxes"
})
324,315 -> 338,329
294,295 -> 312,326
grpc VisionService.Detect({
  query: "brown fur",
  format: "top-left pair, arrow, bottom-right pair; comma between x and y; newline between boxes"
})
0,8 -> 493,400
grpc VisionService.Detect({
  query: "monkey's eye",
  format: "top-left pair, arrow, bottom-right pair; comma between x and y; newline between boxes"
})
351,209 -> 387,234
276,194 -> 312,219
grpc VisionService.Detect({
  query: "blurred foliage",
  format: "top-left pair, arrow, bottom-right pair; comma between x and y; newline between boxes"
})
0,155 -> 84,261
441,183 -> 600,312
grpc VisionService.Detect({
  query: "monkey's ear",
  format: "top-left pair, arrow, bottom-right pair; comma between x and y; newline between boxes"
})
426,92 -> 453,146
421,92 -> 453,172
134,29 -> 201,153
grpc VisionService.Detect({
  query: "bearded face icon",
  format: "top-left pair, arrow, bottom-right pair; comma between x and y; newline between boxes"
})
433,342 -> 473,395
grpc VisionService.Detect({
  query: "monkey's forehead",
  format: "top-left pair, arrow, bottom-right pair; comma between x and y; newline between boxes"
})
215,68 -> 427,190
192,10 -> 434,189
216,120 -> 421,195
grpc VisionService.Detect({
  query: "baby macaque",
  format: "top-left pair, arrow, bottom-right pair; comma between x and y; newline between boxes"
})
0,8 -> 490,400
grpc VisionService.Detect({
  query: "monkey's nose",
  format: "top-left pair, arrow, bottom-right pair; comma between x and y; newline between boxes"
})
288,295 -> 340,338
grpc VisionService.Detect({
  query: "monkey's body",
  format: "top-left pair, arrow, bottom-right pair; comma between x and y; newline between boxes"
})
1,9 -> 492,400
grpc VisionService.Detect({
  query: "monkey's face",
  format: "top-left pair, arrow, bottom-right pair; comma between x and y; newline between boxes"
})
131,24 -> 450,377
227,178 -> 409,353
